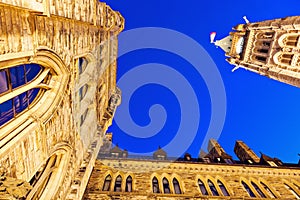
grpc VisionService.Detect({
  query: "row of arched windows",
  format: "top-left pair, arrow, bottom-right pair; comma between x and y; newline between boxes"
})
198,179 -> 230,196
101,174 -> 300,198
152,177 -> 182,194
102,175 -> 133,192
241,179 -> 277,198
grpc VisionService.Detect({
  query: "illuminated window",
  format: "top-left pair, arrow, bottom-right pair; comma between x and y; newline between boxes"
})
242,181 -> 256,197
102,175 -> 112,191
125,176 -> 132,192
251,182 -> 266,198
198,179 -> 208,195
208,180 -> 219,196
217,180 -> 229,196
152,177 -> 160,193
172,178 -> 181,194
163,178 -> 170,194
114,175 -> 122,192
0,64 -> 47,126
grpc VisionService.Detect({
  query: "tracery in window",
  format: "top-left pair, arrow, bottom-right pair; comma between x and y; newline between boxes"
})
251,181 -> 266,198
152,177 -> 160,193
242,181 -> 256,197
260,182 -> 276,198
208,180 -> 219,196
125,176 -> 132,192
114,175 -> 122,192
198,179 -> 208,195
217,180 -> 229,196
172,178 -> 181,194
102,175 -> 112,191
284,183 -> 300,199
163,178 -> 170,194
0,64 -> 47,126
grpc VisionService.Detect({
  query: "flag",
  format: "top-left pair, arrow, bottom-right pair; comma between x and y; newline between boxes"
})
210,32 -> 216,43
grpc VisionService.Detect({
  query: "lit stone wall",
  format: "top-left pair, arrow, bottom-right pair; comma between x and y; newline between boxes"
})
85,159 -> 300,200
0,0 -> 123,199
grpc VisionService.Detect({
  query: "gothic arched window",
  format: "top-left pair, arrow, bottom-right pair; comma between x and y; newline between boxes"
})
198,179 -> 208,195
78,57 -> 88,74
80,109 -> 89,126
102,175 -> 112,191
251,181 -> 266,198
172,178 -> 181,194
284,183 -> 300,199
217,180 -> 230,196
0,64 -> 48,126
163,178 -> 171,194
114,175 -> 122,192
152,177 -> 160,193
79,84 -> 88,101
242,181 -> 256,197
260,182 -> 276,198
293,182 -> 300,191
208,180 -> 219,196
125,176 -> 132,192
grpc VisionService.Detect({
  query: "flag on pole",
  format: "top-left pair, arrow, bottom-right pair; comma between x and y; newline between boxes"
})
210,32 -> 216,43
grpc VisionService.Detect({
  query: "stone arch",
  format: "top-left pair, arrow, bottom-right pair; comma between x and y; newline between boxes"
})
111,171 -> 125,192
0,49 -> 68,145
101,170 -> 113,191
205,175 -> 220,196
240,177 -> 257,198
195,175 -> 209,195
282,179 -> 300,199
74,53 -> 96,79
273,51 -> 294,67
170,174 -> 183,194
278,33 -> 300,48
249,177 -> 267,198
215,175 -> 231,196
26,143 -> 72,199
258,178 -> 280,198
291,179 -> 300,191
150,173 -> 162,193
124,173 -> 134,192
160,173 -> 172,194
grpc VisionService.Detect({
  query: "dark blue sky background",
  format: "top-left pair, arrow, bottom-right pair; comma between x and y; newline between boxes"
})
105,0 -> 300,163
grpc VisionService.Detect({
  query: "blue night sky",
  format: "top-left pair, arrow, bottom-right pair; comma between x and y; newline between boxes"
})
105,0 -> 300,163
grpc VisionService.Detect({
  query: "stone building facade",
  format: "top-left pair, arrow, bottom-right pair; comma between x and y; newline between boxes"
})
2,1 -> 300,199
83,15 -> 300,200
0,0 -> 123,199
84,140 -> 300,200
